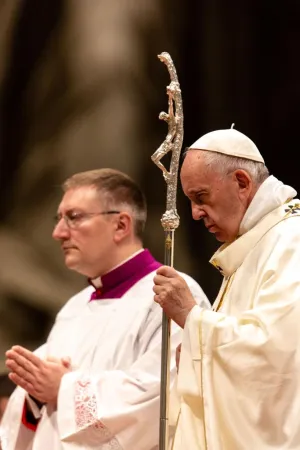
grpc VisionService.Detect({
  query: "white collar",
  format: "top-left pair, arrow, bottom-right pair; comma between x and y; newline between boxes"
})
210,177 -> 298,277
239,175 -> 296,235
91,248 -> 144,288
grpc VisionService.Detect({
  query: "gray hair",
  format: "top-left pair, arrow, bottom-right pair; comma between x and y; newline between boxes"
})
194,150 -> 269,185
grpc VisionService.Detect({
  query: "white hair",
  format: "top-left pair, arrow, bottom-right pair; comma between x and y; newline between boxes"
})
196,150 -> 269,185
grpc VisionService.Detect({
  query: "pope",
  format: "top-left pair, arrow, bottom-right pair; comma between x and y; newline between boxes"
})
154,127 -> 300,449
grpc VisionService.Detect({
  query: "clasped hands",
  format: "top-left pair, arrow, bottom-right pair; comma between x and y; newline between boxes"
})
5,266 -> 195,404
6,346 -> 71,405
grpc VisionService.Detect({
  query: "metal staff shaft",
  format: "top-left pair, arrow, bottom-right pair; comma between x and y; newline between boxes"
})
151,52 -> 184,450
159,229 -> 175,449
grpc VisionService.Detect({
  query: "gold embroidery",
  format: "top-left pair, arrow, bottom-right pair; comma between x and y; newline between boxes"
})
211,258 -> 224,275
213,273 -> 236,312
284,203 -> 300,217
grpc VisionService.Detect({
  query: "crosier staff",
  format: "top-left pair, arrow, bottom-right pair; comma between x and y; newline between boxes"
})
151,52 -> 184,450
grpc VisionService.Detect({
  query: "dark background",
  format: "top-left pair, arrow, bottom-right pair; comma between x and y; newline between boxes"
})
0,0 -> 299,369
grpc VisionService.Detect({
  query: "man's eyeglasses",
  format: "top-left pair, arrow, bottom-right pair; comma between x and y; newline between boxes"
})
54,210 -> 120,229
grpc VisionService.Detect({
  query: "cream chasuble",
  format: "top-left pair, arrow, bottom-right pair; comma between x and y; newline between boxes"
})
1,260 -> 208,450
172,176 -> 300,450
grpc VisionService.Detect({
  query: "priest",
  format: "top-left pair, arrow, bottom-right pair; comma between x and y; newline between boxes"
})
153,128 -> 300,449
1,168 -> 209,450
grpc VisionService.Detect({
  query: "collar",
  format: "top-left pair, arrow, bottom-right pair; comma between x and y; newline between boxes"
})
89,249 -> 161,299
239,175 -> 296,235
90,249 -> 144,289
210,177 -> 298,277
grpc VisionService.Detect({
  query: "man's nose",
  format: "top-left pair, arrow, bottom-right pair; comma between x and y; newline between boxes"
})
52,218 -> 70,240
191,203 -> 206,221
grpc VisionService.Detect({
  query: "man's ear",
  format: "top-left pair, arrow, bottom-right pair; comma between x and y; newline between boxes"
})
113,213 -> 132,242
234,169 -> 252,191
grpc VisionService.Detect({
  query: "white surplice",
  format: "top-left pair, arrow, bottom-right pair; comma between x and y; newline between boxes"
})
1,270 -> 209,450
172,176 -> 300,449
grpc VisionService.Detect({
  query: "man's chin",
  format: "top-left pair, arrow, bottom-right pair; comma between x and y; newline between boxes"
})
64,255 -> 80,270
64,258 -> 92,277
214,233 -> 236,244
213,231 -> 227,243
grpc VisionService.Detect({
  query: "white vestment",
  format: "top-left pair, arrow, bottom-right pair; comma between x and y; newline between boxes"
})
1,269 -> 208,450
172,176 -> 300,449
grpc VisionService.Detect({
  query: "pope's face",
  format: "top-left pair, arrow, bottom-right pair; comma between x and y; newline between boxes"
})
180,151 -> 249,243
52,186 -> 120,277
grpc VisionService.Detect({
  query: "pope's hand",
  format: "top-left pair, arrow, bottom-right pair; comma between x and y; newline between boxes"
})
153,266 -> 197,328
5,346 -> 71,405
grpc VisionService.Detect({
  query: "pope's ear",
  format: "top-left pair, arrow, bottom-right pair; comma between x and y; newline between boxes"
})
234,170 -> 252,191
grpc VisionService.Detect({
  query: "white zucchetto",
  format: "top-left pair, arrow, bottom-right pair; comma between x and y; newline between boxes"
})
189,127 -> 264,163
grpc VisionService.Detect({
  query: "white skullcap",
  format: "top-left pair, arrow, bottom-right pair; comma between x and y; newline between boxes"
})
189,126 -> 264,163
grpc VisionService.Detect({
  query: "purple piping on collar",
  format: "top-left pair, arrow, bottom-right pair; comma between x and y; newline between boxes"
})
90,249 -> 161,300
